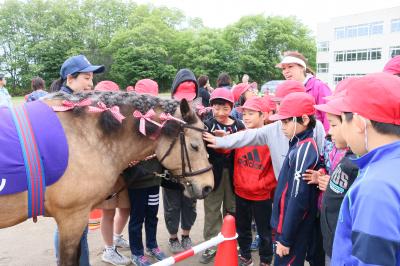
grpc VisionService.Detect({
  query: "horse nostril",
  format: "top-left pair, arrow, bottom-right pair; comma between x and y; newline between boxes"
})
202,186 -> 213,197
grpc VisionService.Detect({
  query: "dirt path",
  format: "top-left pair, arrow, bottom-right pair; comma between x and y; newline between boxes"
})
0,193 -> 264,266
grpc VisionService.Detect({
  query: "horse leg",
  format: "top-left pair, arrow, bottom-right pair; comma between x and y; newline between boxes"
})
56,211 -> 89,266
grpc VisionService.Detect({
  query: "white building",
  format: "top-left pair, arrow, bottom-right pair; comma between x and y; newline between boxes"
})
316,6 -> 400,89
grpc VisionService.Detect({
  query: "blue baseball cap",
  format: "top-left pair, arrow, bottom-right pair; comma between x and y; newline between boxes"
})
60,55 -> 105,79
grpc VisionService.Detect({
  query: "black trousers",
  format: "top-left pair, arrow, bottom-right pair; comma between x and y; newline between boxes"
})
236,195 -> 273,264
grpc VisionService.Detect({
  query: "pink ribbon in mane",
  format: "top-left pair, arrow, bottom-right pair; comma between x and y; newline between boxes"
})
52,98 -> 92,112
159,112 -> 186,125
88,102 -> 126,123
133,109 -> 162,136
195,104 -> 213,116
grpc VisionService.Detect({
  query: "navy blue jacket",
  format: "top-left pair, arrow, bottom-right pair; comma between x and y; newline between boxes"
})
270,129 -> 319,247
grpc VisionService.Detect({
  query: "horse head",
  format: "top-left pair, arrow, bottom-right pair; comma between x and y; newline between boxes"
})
155,99 -> 214,199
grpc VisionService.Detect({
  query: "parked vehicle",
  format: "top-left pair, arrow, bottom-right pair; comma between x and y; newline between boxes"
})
260,80 -> 285,95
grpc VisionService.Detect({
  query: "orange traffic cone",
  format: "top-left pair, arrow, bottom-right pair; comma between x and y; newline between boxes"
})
215,214 -> 238,266
88,209 -> 102,230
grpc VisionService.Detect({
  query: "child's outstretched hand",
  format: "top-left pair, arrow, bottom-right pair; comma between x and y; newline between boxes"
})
318,175 -> 330,191
203,132 -> 217,148
302,169 -> 321,184
276,241 -> 290,257
212,129 -> 228,137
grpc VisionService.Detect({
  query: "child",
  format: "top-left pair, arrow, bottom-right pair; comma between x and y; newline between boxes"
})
199,87 -> 245,264
329,72 -> 400,265
303,91 -> 359,265
268,92 -> 320,265
233,97 -> 277,266
124,78 -> 167,266
163,68 -> 198,254
94,81 -> 131,266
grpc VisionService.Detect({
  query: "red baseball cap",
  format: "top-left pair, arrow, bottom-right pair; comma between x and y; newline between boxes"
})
232,82 -> 257,102
126,85 -> 134,92
330,72 -> 400,125
270,92 -> 316,121
325,77 -> 358,100
236,97 -> 269,113
173,81 -> 197,101
94,80 -> 120,92
210,87 -> 234,104
383,55 -> 400,75
314,96 -> 343,116
272,80 -> 306,101
261,94 -> 276,111
135,79 -> 158,96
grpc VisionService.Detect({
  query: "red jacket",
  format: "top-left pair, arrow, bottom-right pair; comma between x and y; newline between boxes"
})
233,145 -> 276,201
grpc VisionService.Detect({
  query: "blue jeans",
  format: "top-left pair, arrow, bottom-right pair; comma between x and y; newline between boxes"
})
54,226 -> 90,266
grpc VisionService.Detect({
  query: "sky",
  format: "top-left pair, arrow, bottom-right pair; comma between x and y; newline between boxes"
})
134,0 -> 400,33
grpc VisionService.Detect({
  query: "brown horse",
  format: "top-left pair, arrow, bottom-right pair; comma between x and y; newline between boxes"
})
0,90 -> 214,265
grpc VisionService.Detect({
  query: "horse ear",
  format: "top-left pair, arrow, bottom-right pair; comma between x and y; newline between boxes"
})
180,99 -> 196,123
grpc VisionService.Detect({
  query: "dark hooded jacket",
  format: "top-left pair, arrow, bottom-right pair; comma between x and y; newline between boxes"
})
170,69 -> 199,98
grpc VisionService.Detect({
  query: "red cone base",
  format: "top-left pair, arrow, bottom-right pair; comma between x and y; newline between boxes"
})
215,214 -> 238,265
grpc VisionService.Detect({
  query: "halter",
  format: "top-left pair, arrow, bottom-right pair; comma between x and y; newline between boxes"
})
158,123 -> 213,184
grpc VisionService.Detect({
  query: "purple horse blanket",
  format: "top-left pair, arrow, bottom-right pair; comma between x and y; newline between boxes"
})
0,101 -> 68,196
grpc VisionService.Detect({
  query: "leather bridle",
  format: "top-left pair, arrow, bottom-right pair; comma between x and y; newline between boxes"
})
158,123 -> 213,184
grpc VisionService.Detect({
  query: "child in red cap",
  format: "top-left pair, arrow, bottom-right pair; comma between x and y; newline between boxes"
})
122,78 -> 167,265
269,92 -> 320,266
302,91 -> 359,264
329,72 -> 400,265
199,87 -> 245,264
234,97 -> 277,266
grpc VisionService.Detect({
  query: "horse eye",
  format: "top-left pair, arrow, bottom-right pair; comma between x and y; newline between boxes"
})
190,143 -> 199,151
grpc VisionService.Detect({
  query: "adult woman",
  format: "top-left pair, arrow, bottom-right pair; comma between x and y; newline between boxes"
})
53,54 -> 105,266
276,51 -> 331,132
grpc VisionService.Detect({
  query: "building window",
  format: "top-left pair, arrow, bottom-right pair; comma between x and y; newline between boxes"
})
346,50 -> 357,61
370,22 -> 383,35
389,46 -> 400,57
317,41 -> 329,52
392,19 -> 400,33
333,74 -> 365,85
317,63 -> 329,73
370,48 -> 382,60
334,51 -> 345,62
357,49 -> 368,60
345,26 -> 357,38
334,48 -> 382,62
357,24 -> 369,36
335,27 -> 345,39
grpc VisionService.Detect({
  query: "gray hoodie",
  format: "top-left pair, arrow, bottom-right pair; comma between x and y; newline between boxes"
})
215,120 -> 326,179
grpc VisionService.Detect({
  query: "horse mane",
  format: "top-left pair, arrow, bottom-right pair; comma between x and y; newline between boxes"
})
47,91 -> 194,138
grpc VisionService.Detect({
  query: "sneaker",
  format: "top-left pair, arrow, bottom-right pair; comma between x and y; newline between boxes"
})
114,235 -> 130,249
181,236 -> 193,250
199,248 -> 216,264
101,247 -> 131,266
146,247 -> 167,261
238,255 -> 254,266
168,238 -> 183,254
250,235 -> 260,251
131,255 -> 151,266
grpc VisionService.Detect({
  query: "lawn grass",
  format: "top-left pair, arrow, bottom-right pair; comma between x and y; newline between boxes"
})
12,96 -> 25,106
